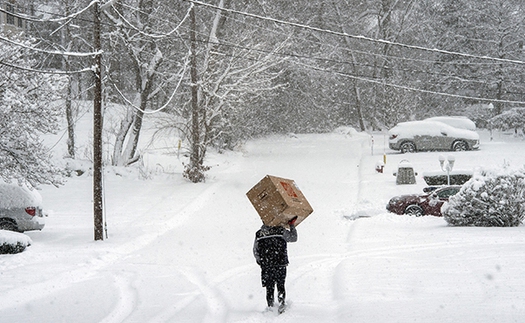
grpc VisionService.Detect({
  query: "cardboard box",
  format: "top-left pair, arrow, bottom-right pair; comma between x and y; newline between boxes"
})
246,175 -> 313,227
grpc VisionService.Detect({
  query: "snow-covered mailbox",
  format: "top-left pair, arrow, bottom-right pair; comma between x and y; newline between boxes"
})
393,159 -> 417,185
246,175 -> 313,227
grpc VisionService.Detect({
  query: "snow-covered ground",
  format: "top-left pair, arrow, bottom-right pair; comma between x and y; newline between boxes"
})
1,120 -> 525,322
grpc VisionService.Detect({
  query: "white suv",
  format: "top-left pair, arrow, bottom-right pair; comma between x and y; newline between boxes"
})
0,182 -> 45,232
388,120 -> 480,153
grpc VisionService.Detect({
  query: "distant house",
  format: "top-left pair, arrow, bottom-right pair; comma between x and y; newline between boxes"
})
1,1 -> 26,35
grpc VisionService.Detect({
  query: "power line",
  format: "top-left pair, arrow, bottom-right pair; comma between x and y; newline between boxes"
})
0,0 -> 97,23
297,60 -> 525,105
0,34 -> 100,57
7,1 -> 517,72
196,42 -> 525,105
185,0 -> 525,66
10,1 -> 519,68
2,0 -> 524,103
209,14 -> 505,67
202,37 -> 518,86
0,60 -> 91,75
107,2 -> 193,39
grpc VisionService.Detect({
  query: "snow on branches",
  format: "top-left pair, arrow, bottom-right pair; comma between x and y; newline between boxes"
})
0,38 -> 66,188
442,167 -> 525,227
489,108 -> 525,134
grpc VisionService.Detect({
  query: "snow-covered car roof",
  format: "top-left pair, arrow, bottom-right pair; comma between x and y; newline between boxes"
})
388,120 -> 479,140
0,181 -> 42,209
424,116 -> 476,130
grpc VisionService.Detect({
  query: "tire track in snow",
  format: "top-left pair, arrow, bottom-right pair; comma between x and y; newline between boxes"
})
349,133 -> 375,219
148,262 -> 265,322
149,267 -> 229,323
288,233 -> 525,295
291,238 -> 504,274
105,134 -> 369,321
181,269 -> 228,323
0,182 -> 224,313
99,273 -> 137,323
286,231 -> 512,308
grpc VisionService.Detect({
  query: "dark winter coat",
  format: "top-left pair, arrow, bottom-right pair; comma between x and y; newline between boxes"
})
253,224 -> 297,268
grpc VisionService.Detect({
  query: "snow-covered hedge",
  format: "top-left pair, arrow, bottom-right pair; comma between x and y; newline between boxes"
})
423,171 -> 473,185
0,230 -> 32,254
442,168 -> 525,227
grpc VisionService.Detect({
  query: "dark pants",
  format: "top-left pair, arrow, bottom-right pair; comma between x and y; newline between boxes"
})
261,266 -> 287,307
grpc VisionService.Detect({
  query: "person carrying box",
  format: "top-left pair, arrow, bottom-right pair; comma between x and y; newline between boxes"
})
253,216 -> 298,314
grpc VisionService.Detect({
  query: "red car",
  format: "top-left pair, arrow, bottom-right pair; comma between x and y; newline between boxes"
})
386,186 -> 461,216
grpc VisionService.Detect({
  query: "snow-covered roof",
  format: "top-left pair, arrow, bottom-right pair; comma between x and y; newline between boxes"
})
0,182 -> 42,209
424,116 -> 476,130
388,120 -> 479,140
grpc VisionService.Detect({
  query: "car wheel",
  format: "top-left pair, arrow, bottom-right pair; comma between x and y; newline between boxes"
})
405,205 -> 424,216
0,219 -> 18,232
400,142 -> 416,153
453,140 -> 468,151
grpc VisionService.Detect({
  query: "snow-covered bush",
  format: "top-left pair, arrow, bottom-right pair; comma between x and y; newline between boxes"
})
489,108 -> 525,135
334,127 -> 358,136
0,230 -> 32,254
423,171 -> 472,185
442,168 -> 525,227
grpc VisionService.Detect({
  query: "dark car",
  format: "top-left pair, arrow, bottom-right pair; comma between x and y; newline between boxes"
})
386,185 -> 461,216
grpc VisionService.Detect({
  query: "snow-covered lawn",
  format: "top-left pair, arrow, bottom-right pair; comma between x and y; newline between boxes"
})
1,128 -> 525,322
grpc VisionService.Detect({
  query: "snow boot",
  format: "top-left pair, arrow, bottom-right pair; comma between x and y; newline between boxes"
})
278,302 -> 286,314
278,291 -> 286,314
266,286 -> 275,308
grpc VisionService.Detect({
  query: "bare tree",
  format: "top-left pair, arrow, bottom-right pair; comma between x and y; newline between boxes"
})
182,1 -> 288,182
103,1 -> 187,166
427,0 -> 525,115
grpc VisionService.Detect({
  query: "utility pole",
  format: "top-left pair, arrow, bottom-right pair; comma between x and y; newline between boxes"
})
189,5 -> 201,183
93,1 -> 104,241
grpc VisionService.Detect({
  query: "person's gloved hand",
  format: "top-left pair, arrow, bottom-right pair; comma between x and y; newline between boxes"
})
288,216 -> 298,226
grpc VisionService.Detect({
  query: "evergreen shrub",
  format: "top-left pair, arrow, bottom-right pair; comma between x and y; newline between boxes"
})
0,231 -> 31,254
0,242 -> 27,254
442,168 -> 525,227
423,173 -> 472,185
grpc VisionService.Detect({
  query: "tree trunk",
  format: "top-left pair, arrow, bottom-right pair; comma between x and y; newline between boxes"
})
61,9 -> 75,158
112,106 -> 135,166
107,0 -> 163,167
65,78 -> 75,158
93,2 -> 104,241
187,5 -> 204,183
121,98 -> 146,165
333,2 -> 366,131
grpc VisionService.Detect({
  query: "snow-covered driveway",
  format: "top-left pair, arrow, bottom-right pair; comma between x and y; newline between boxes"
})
2,129 -> 525,322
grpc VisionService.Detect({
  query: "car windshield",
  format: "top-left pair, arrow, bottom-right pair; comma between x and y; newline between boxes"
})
436,187 -> 459,199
